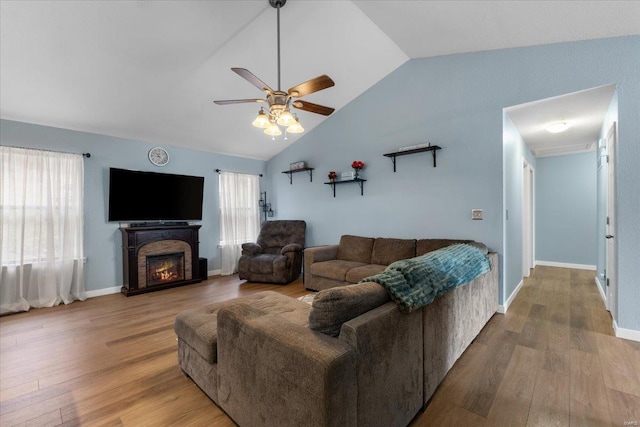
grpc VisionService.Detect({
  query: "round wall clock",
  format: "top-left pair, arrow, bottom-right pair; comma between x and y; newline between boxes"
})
148,147 -> 169,166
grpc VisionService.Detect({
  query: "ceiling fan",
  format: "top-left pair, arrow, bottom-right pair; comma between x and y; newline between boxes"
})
213,0 -> 335,137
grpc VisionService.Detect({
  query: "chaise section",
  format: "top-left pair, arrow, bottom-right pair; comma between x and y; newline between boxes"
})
174,302 -> 224,404
217,294 -> 357,427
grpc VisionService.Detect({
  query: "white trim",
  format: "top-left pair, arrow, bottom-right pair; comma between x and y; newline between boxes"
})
594,276 -> 607,304
613,319 -> 640,342
535,260 -> 596,271
85,286 -> 121,298
498,279 -> 524,314
522,158 -> 535,278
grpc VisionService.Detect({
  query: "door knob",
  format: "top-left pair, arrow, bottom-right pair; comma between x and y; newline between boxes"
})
605,235 -> 614,239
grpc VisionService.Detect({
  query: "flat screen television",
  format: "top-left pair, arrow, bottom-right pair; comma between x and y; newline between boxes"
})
108,168 -> 204,222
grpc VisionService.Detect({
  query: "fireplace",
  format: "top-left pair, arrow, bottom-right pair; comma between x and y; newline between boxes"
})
120,224 -> 201,296
146,252 -> 185,287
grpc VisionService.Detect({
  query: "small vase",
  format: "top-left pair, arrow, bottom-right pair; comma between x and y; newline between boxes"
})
354,169 -> 359,180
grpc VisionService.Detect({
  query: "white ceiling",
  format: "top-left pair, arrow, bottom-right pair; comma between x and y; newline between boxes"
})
1,1 -> 639,160
506,84 -> 617,158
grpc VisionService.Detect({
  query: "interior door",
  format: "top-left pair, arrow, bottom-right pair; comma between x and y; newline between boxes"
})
605,123 -> 617,318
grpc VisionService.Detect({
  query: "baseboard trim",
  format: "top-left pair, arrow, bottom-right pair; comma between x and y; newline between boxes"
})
498,279 -> 524,314
613,319 -> 640,342
594,276 -> 607,305
208,269 -> 221,277
85,286 -> 121,298
535,260 -> 596,271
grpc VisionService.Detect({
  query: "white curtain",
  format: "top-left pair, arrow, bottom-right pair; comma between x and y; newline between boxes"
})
0,146 -> 86,314
219,171 -> 260,275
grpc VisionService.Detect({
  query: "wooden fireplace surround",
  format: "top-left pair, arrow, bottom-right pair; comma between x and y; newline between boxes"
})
120,224 -> 202,296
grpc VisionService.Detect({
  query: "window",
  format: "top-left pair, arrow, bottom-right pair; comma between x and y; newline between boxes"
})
1,146 -> 85,313
218,171 -> 260,274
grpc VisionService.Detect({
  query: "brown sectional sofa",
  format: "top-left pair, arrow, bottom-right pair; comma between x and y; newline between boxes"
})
304,234 -> 476,291
174,236 -> 499,427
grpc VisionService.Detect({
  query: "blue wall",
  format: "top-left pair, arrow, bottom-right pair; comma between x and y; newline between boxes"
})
535,152 -> 597,266
267,36 -> 640,332
0,119 -> 266,293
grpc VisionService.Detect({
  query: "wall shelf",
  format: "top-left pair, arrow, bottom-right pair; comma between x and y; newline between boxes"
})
324,178 -> 366,197
383,145 -> 442,172
282,167 -> 314,184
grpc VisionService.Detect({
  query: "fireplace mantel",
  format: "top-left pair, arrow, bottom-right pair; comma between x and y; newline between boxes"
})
120,224 -> 201,296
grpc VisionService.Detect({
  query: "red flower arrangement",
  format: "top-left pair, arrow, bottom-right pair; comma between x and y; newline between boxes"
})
351,160 -> 365,170
328,171 -> 337,180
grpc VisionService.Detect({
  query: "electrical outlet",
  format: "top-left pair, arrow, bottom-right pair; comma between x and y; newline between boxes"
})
471,209 -> 483,220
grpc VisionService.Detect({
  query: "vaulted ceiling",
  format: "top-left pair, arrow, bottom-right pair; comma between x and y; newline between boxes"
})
1,1 -> 639,160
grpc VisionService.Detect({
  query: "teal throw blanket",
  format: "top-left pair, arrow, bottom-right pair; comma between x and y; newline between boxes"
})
360,244 -> 490,313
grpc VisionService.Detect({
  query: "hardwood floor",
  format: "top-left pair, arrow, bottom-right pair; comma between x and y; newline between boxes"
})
1,266 -> 638,426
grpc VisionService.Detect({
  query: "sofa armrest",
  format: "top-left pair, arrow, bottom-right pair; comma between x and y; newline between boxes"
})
281,243 -> 303,254
217,302 -> 357,427
241,242 -> 262,255
304,245 -> 338,284
339,301 -> 424,427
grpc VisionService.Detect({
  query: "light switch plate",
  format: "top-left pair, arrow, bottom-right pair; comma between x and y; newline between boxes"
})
471,209 -> 483,220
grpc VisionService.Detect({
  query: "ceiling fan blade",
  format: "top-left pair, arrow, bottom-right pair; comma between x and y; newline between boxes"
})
213,99 -> 266,105
288,75 -> 335,98
231,68 -> 274,94
292,100 -> 335,116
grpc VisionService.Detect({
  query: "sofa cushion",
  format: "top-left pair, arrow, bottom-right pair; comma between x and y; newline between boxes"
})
309,282 -> 391,337
174,291 -> 311,365
233,291 -> 311,327
310,259 -> 367,282
371,238 -> 416,265
336,235 -> 375,264
415,239 -> 474,256
345,264 -> 386,284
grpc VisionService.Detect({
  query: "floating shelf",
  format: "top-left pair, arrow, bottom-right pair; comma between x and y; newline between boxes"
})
281,167 -> 314,184
324,178 -> 366,197
383,145 -> 442,172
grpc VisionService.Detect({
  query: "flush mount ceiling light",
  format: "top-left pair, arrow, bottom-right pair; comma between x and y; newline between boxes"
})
545,121 -> 572,133
214,0 -> 335,139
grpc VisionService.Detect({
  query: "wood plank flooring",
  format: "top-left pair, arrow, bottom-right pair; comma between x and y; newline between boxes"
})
1,266 -> 638,426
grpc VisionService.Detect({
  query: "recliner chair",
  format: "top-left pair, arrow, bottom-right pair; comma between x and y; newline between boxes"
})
238,220 -> 306,284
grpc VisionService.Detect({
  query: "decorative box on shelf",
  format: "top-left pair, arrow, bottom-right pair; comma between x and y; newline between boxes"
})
290,161 -> 306,171
282,164 -> 314,184
340,171 -> 355,180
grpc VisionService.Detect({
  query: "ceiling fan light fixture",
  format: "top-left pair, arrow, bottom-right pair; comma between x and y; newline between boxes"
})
545,121 -> 572,133
264,121 -> 282,136
213,0 -> 334,140
252,108 -> 269,128
287,116 -> 304,134
276,109 -> 295,126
